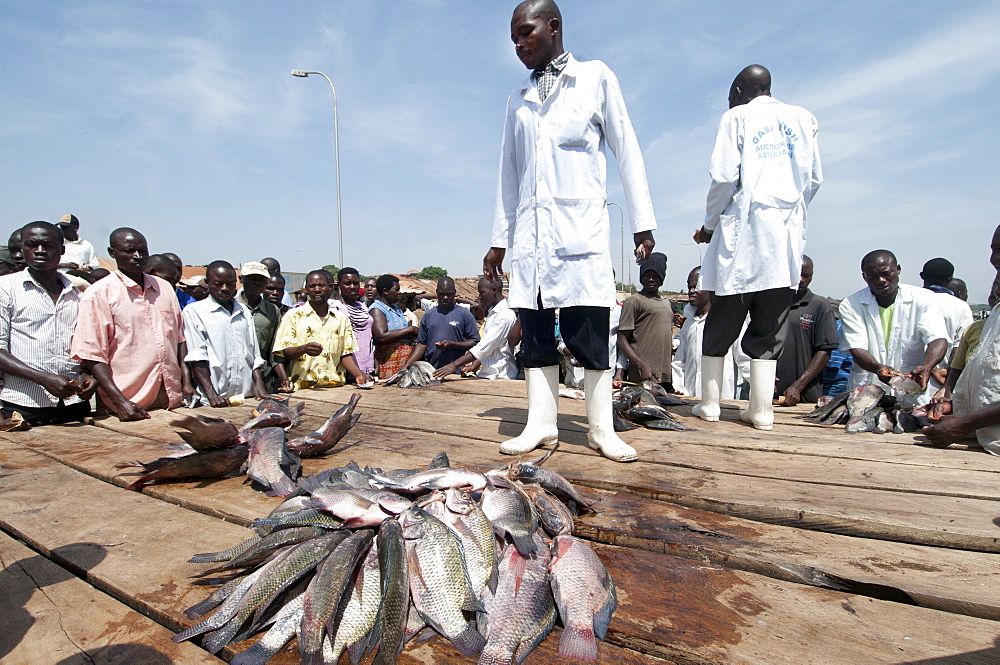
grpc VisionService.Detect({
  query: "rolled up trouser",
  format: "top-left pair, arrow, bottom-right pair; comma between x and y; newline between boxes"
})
702,287 -> 794,360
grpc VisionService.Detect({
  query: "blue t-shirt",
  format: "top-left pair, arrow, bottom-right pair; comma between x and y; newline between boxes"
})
176,287 -> 196,309
417,306 -> 480,368
822,319 -> 853,396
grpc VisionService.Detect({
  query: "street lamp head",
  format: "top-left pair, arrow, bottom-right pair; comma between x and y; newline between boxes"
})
291,70 -> 309,77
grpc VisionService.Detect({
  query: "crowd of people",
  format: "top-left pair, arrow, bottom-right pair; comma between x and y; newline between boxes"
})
0,218 -> 522,428
2,0 -> 997,463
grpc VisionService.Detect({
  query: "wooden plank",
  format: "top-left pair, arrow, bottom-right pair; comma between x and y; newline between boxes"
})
3,440 -> 1000,665
0,531 -> 223,665
301,384 -> 999,473
6,423 -> 1000,623
0,440 -> 664,663
28,414 -> 1000,553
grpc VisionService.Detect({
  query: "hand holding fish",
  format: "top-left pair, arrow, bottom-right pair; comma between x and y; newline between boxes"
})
922,413 -> 972,447
692,226 -> 713,244
782,382 -> 804,407
633,231 -> 654,263
908,365 -> 932,391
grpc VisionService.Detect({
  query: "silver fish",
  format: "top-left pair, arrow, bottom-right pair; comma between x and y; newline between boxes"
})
423,489 -> 498,601
401,506 -> 485,657
370,519 -> 410,665
299,530 -> 374,665
480,481 -> 537,556
229,592 -> 305,665
548,535 -> 616,661
287,393 -> 362,458
246,426 -> 300,497
328,536 -> 382,664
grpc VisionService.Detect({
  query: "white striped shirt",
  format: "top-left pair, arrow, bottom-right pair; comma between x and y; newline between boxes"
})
0,271 -> 84,407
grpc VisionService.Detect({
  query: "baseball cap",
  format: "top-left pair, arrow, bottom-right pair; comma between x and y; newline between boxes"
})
240,261 -> 270,279
58,214 -> 79,227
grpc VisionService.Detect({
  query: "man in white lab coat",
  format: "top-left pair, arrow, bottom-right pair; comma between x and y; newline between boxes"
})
838,250 -> 948,405
483,0 -> 657,462
692,64 -> 822,430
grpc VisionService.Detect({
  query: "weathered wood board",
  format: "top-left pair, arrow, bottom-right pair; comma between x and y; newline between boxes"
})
2,438 -> 1000,664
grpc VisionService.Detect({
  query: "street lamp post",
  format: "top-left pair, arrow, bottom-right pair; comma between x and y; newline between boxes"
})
606,201 -> 630,292
291,70 -> 344,268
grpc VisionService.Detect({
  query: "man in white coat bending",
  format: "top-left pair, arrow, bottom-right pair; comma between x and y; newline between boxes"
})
692,64 -> 822,430
483,0 -> 656,462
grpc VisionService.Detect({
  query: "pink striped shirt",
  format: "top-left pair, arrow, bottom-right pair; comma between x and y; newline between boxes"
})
71,270 -> 185,410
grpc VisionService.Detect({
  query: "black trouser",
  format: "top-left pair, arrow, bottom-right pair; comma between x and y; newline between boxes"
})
703,288 -> 793,360
2,400 -> 91,426
519,297 -> 610,371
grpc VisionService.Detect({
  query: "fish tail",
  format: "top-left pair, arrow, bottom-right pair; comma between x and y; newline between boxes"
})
559,624 -> 599,661
449,625 -> 486,657
230,642 -> 279,665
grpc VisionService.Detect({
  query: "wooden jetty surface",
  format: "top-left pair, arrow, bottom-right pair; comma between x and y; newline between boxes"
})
2,377 -> 1000,664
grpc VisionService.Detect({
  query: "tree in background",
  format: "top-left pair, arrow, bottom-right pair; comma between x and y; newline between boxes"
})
417,266 -> 447,280
321,264 -> 339,275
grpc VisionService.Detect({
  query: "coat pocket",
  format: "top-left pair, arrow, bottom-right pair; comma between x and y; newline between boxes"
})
555,105 -> 592,148
552,197 -> 607,257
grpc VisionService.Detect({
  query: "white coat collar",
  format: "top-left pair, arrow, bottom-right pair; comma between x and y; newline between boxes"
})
858,282 -> 915,309
518,53 -> 578,103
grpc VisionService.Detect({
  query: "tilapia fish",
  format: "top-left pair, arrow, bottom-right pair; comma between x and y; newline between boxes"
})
623,405 -> 691,431
309,487 -> 412,528
170,414 -> 239,450
480,533 -> 556,665
846,406 -> 883,434
548,535 -> 617,661
522,486 -> 575,537
287,393 -> 362,458
401,506 -> 485,657
422,489 -> 498,601
480,481 -> 538,556
246,427 -> 300,497
613,412 -> 639,432
510,463 -> 593,510
844,384 -> 885,430
120,445 -> 249,492
799,391 -> 849,421
299,530 -> 374,665
253,397 -> 307,428
370,519 -> 410,665
327,535 -> 382,665
889,373 -> 923,395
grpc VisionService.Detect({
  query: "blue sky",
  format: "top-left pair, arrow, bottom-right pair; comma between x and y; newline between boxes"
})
2,1 -> 998,302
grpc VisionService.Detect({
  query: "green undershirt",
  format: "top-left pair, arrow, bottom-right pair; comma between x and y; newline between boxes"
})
879,303 -> 895,350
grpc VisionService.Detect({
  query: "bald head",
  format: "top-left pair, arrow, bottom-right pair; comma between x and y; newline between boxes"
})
436,275 -> 457,312
108,227 -> 149,277
146,253 -> 180,287
515,0 -> 561,22
109,227 -> 145,249
729,64 -> 771,108
261,257 -> 281,276
162,252 -> 183,272
478,275 -> 504,311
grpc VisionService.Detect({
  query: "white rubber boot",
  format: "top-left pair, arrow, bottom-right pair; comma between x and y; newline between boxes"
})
739,359 -> 776,430
584,369 -> 637,463
499,365 -> 559,455
691,355 -> 725,422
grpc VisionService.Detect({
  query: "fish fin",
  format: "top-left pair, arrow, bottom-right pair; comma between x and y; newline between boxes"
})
266,476 -> 296,498
592,585 -> 617,640
449,625 -> 486,658
124,474 -> 155,492
510,532 -> 536,557
558,624 -> 599,661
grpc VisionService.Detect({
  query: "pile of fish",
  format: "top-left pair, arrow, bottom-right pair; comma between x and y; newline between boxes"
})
117,395 -> 362,495
385,361 -> 440,389
798,375 -> 929,434
612,382 -> 693,432
174,448 -> 616,664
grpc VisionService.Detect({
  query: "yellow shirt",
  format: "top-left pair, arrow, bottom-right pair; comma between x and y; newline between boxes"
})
273,304 -> 358,389
951,318 -> 986,371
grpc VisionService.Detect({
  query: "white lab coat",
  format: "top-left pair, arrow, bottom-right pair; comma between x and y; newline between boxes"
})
493,55 -> 656,310
953,305 -> 1000,455
838,283 -> 949,404
701,97 -> 822,296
